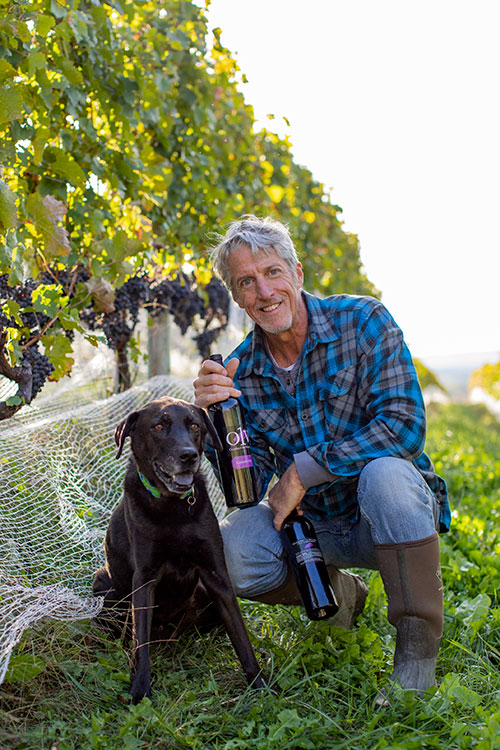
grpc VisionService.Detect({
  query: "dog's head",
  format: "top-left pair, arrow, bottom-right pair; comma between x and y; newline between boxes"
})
115,397 -> 222,495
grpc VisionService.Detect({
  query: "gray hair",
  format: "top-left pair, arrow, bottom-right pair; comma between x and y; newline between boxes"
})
210,215 -> 300,292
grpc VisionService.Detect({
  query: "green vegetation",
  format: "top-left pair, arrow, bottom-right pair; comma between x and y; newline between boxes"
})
470,361 -> 500,401
1,402 -> 500,749
0,0 -> 377,411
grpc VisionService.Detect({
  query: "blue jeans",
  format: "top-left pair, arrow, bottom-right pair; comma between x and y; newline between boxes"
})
220,457 -> 440,597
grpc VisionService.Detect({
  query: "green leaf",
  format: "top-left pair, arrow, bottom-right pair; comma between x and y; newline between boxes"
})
0,180 -> 17,233
51,0 -> 69,20
0,85 -> 23,127
2,299 -> 22,325
37,14 -> 56,37
43,146 -> 86,189
25,193 -> 71,258
16,21 -> 31,44
440,673 -> 483,708
27,52 -> 47,77
455,593 -> 491,638
32,284 -> 68,318
0,60 -> 17,85
5,653 -> 46,684
41,332 -> 74,379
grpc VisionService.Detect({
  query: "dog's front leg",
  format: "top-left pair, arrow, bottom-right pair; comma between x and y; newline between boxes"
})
130,573 -> 156,704
199,569 -> 265,689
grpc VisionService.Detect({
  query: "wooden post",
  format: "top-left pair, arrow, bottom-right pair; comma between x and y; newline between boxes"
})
147,310 -> 171,377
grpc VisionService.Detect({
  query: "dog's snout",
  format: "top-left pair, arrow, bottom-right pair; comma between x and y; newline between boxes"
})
179,446 -> 198,464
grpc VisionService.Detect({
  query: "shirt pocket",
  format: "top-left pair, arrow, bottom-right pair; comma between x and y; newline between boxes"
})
249,407 -> 288,453
251,407 -> 286,433
318,365 -> 359,438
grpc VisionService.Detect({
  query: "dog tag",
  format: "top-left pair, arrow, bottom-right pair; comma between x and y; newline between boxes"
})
187,495 -> 196,517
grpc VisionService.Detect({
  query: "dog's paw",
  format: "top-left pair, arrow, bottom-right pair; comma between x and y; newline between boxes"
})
129,677 -> 152,705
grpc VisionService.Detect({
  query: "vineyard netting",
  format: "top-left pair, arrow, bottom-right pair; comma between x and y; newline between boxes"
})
0,373 -> 226,685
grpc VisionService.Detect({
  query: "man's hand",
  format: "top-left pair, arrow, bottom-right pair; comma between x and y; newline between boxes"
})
193,357 -> 241,409
268,462 -> 306,532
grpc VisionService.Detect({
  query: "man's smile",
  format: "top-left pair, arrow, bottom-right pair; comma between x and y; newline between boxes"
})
261,302 -> 281,312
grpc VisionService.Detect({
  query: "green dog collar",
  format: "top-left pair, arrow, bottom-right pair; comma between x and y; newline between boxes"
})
138,471 -> 192,501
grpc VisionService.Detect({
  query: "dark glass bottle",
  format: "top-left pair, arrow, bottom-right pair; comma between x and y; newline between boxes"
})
281,510 -> 339,620
208,354 -> 259,509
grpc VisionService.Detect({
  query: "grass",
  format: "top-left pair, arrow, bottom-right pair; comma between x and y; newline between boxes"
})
1,402 -> 500,749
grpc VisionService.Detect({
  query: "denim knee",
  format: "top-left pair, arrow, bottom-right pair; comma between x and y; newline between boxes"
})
219,502 -> 288,597
357,457 -> 437,545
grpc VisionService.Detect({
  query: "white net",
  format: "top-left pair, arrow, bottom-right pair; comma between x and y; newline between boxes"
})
0,375 -> 226,685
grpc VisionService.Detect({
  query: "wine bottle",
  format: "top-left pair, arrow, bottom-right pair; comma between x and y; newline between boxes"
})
207,354 -> 259,509
281,510 -> 339,620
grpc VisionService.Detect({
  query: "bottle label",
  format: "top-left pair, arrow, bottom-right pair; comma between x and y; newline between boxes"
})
231,454 -> 254,469
226,426 -> 249,448
292,540 -> 324,565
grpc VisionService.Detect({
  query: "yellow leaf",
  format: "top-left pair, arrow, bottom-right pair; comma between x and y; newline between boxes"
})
260,160 -> 274,177
303,211 -> 315,224
266,185 -> 284,204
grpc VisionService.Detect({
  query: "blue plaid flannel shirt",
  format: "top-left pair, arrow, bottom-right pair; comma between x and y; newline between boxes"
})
212,292 -> 450,532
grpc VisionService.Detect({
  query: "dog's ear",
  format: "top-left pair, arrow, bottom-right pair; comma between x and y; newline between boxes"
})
194,406 -> 223,452
115,411 -> 140,459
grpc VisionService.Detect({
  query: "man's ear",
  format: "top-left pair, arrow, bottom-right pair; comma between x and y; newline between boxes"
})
296,261 -> 304,287
114,411 -> 140,458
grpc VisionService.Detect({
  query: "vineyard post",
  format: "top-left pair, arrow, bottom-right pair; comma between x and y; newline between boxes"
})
148,311 -> 171,377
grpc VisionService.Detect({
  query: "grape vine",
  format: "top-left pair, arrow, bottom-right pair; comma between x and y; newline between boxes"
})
0,269 -> 230,415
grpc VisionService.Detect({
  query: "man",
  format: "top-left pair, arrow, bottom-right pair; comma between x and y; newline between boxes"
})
194,215 -> 450,702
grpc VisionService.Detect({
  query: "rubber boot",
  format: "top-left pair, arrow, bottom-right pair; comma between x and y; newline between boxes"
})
374,532 -> 443,706
249,567 -> 368,630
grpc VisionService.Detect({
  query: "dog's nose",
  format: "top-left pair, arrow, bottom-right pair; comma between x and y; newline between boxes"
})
179,447 -> 198,464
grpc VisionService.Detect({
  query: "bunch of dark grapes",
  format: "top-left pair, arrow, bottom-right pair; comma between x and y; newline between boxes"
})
192,278 -> 230,359
201,277 -> 230,328
82,275 -> 150,351
0,275 -> 50,334
0,275 -> 9,329
149,275 -> 205,334
193,328 -> 223,360
21,346 -> 55,400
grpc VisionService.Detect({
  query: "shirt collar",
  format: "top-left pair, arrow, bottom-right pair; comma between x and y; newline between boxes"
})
238,291 -> 340,378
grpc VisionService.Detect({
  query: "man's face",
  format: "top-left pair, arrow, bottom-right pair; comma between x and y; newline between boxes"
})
227,245 -> 304,335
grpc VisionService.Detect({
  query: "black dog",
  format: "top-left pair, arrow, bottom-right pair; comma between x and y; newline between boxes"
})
92,396 -> 264,703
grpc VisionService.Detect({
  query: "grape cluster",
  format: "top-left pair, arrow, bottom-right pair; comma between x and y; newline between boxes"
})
82,275 -> 150,350
149,275 -> 204,334
202,277 -> 230,328
21,346 -> 55,400
0,275 -> 50,333
193,328 -> 223,360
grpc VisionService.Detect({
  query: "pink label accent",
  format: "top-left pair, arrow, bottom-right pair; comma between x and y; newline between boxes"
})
232,454 -> 254,469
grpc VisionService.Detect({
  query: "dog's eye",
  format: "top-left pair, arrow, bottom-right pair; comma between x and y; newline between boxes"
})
153,424 -> 164,431
190,423 -> 200,431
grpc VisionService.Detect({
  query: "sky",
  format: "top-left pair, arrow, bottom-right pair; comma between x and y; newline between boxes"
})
203,0 -> 500,360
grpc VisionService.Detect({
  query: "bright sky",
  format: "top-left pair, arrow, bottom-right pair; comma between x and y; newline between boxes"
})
204,0 -> 500,359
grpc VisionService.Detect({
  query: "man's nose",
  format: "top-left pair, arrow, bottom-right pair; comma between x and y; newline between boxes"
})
255,277 -> 273,298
